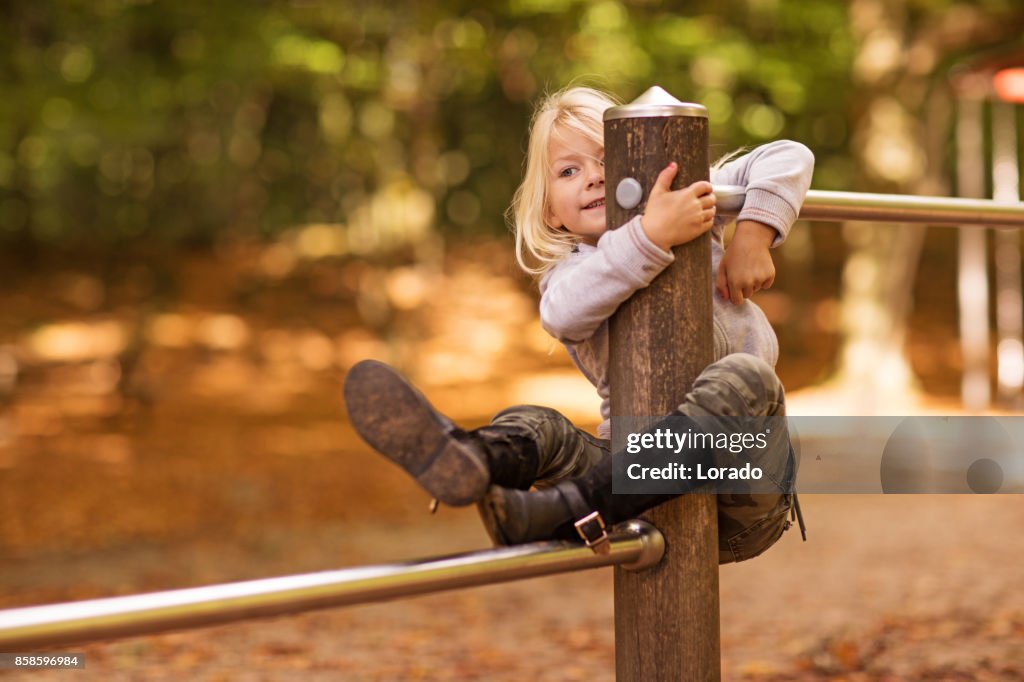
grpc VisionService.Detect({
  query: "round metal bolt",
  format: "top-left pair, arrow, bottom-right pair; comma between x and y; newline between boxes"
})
617,520 -> 665,571
616,177 -> 644,210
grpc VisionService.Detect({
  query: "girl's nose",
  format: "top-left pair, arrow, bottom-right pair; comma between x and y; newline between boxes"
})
587,164 -> 604,187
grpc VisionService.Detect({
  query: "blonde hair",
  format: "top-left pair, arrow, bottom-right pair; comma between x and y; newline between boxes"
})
508,86 -> 621,277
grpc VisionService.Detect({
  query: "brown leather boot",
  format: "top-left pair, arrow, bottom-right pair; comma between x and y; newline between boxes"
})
477,476 -> 669,549
344,360 -> 544,503
476,484 -> 577,546
344,360 -> 490,506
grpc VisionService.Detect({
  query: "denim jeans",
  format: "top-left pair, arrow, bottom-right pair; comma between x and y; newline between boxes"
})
485,353 -> 797,563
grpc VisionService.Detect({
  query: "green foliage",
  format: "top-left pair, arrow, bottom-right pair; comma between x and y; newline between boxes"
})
0,1 -> 1019,249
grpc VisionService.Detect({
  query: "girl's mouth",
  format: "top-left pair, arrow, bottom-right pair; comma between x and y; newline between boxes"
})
583,199 -> 605,210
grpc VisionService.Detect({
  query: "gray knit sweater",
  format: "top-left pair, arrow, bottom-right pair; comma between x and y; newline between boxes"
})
538,140 -> 815,438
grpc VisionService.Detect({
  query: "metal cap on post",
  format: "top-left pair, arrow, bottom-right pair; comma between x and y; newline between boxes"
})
604,85 -> 709,120
604,86 -> 720,681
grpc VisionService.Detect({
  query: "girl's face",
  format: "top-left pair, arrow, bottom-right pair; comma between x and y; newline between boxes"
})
545,126 -> 606,244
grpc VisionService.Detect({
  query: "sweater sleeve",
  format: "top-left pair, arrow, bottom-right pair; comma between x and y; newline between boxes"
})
539,216 -> 674,343
711,140 -> 815,247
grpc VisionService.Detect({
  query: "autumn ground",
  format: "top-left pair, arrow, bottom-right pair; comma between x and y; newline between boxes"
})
1,237 -> 1023,680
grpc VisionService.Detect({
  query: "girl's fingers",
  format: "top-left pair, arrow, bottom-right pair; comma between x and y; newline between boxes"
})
690,180 -> 714,196
715,265 -> 729,300
651,163 -> 678,195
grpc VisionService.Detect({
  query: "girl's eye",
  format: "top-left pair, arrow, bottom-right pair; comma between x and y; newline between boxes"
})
558,167 -> 578,178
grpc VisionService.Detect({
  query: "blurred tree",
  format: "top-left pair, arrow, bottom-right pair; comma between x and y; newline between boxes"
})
3,0 -> 1023,405
0,0 -> 856,256
830,0 -> 1024,406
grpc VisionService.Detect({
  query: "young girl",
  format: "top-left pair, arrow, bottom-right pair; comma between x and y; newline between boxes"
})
345,86 -> 813,560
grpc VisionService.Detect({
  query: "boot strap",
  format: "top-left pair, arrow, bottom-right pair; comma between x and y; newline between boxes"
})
555,481 -> 609,554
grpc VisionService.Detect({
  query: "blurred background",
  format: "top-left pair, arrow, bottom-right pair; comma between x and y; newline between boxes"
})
2,1 -> 1024,679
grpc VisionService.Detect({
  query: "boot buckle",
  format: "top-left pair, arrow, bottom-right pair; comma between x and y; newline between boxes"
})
574,511 -> 610,554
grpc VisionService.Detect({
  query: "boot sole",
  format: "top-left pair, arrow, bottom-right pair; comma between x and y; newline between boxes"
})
344,360 -> 489,506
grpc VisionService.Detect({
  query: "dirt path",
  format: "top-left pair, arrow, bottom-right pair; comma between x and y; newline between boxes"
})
4,438 -> 1024,681
2,248 -> 1023,680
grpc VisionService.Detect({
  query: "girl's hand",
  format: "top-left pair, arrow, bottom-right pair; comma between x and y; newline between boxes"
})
640,163 -> 716,252
716,221 -> 777,305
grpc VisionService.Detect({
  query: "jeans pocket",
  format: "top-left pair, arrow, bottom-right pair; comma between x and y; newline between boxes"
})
721,495 -> 792,564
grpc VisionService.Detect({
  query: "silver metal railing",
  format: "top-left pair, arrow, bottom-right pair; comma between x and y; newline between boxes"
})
800,189 -> 1024,227
4,188 -> 1023,655
0,521 -> 663,651
716,186 -> 1024,227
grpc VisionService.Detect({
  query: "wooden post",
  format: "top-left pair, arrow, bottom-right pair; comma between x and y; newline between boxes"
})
604,87 -> 720,680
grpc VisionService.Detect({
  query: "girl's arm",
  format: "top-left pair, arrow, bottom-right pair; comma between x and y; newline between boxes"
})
711,139 -> 815,246
717,220 -> 778,303
539,216 -> 673,343
713,140 -> 814,303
